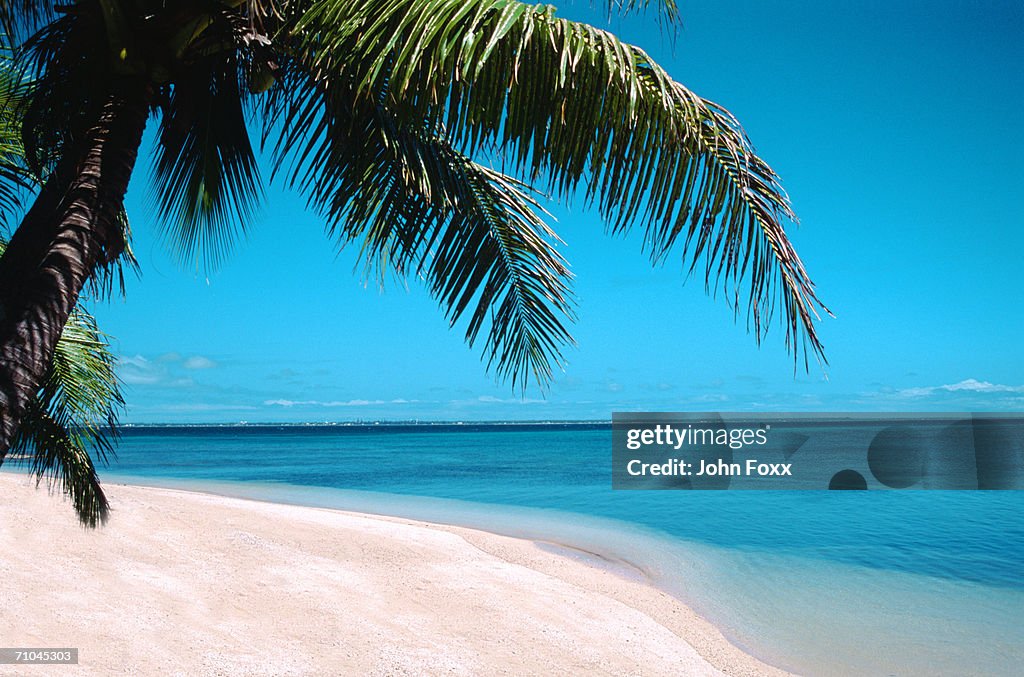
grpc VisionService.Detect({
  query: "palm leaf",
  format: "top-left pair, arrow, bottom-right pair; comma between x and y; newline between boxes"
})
9,19 -> 138,295
294,0 -> 828,367
604,0 -> 679,24
150,50 -> 263,270
86,206 -> 140,299
1,258 -> 122,527
18,9 -> 107,181
0,0 -> 53,48
0,36 -> 32,226
268,71 -> 574,387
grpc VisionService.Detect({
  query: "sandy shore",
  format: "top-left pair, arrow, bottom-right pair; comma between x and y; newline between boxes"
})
0,473 -> 787,676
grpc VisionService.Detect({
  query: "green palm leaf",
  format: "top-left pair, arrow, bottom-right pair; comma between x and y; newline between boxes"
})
0,39 -> 31,225
269,74 -> 574,386
610,0 -> 679,23
0,1 -> 52,47
1,243 -> 122,527
9,20 -> 138,296
293,0 -> 828,369
151,53 -> 263,270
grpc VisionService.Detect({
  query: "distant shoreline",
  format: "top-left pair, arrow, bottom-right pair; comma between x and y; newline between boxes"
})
118,420 -> 613,428
115,412 -> 1022,429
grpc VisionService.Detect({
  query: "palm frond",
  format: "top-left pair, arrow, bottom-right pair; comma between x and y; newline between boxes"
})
9,12 -> 138,295
604,0 -> 679,24
295,0 -> 828,366
87,206 -> 140,299
0,32 -> 36,224
0,43 -> 29,225
18,9 -> 108,181
0,0 -> 53,48
151,54 -> 263,270
2,264 -> 122,527
11,399 -> 112,527
267,71 -> 574,388
414,152 -> 576,387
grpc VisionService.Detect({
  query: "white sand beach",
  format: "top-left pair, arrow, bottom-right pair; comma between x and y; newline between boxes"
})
0,473 -> 786,676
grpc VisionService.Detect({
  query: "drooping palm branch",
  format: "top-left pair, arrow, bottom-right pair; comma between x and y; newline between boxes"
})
6,19 -> 139,292
279,0 -> 830,380
4,299 -> 121,527
143,0 -> 827,390
0,235 -> 121,527
0,41 -> 30,221
263,72 -> 576,385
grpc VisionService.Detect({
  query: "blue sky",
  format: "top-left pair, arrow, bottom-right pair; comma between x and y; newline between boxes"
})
89,0 -> 1023,422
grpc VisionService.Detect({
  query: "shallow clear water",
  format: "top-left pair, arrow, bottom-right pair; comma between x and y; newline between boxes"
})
45,424 -> 1024,675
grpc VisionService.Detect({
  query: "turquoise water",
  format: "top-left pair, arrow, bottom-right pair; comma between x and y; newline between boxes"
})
62,425 -> 1024,675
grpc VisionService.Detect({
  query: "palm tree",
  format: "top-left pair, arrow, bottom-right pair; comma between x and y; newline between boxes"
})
0,0 -> 828,454
0,50 -> 122,527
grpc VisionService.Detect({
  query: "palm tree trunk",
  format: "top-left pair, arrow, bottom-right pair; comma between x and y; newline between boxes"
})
0,79 -> 149,455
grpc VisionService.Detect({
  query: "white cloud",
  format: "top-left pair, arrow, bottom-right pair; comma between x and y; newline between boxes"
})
896,379 -> 1024,398
183,355 -> 218,370
118,353 -> 209,387
119,355 -> 149,368
939,379 -> 1024,393
118,355 -> 162,385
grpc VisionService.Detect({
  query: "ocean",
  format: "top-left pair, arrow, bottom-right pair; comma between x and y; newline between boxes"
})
74,423 -> 1024,675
